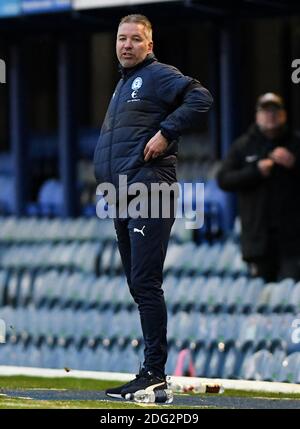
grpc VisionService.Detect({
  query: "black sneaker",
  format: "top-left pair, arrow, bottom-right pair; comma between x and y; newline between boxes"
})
105,370 -> 167,399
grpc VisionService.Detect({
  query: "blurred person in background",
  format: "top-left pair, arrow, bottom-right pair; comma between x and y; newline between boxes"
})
93,14 -> 213,399
218,93 -> 300,282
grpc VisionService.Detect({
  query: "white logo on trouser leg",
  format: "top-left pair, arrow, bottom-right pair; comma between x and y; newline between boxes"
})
133,226 -> 146,237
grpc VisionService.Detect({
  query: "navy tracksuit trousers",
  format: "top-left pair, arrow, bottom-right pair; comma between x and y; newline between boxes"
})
114,213 -> 175,378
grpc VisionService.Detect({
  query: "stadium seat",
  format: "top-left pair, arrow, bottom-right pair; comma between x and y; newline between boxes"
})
171,277 -> 193,311
221,346 -> 242,379
239,350 -> 274,381
0,270 -> 9,306
26,344 -> 42,368
278,352 -> 300,383
223,276 -> 248,313
204,345 -> 223,378
265,349 -> 286,381
194,346 -> 211,377
287,281 -> 300,313
241,278 -> 265,313
164,274 -> 180,308
254,279 -> 295,314
6,271 -> 20,307
165,346 -> 179,375
17,271 -> 33,307
0,176 -> 15,214
198,276 -> 223,312
0,153 -> 13,175
170,218 -> 194,243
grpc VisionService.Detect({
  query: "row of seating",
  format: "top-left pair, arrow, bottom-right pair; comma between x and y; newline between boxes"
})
0,341 -> 143,374
1,269 -> 299,314
0,240 -> 248,277
164,240 -> 247,275
0,336 -> 299,383
1,306 -> 300,353
0,216 -> 196,244
0,217 -> 116,243
0,243 -> 102,273
195,346 -> 300,383
240,350 -> 300,383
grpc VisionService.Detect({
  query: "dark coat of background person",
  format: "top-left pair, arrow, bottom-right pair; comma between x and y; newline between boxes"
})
217,124 -> 300,262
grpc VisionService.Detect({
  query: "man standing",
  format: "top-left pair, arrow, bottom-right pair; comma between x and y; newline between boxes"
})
218,93 -> 300,282
94,14 -> 213,398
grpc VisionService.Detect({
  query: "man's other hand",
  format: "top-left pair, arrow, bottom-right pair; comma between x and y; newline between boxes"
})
144,130 -> 168,162
257,158 -> 274,177
269,147 -> 296,169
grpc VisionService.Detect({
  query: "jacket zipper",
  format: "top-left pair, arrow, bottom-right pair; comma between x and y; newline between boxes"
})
109,79 -> 124,183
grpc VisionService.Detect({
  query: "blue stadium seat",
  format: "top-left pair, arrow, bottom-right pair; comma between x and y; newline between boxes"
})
19,306 -> 37,343
17,271 -> 33,307
255,279 -> 295,314
171,277 -> 192,311
99,242 -> 115,274
164,242 -> 194,274
0,176 -> 15,214
38,179 -> 64,216
40,344 -> 55,369
239,350 -> 274,381
287,282 -> 300,313
214,241 -> 238,275
199,276 -> 223,312
165,347 -> 179,375
164,274 -> 180,308
175,312 -> 194,347
265,349 -> 286,381
26,344 -> 42,368
0,153 -> 13,175
194,346 -> 211,377
278,352 -> 300,383
49,344 -> 69,370
170,218 -> 194,243
241,278 -> 265,313
0,343 -> 12,365
115,343 -> 141,374
217,314 -> 241,347
221,346 -> 242,379
0,270 -> 9,306
223,276 -> 248,313
235,314 -> 262,349
6,271 -> 20,307
206,344 -> 226,378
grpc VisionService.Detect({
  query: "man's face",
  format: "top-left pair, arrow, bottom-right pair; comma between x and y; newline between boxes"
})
116,22 -> 153,68
256,105 -> 287,134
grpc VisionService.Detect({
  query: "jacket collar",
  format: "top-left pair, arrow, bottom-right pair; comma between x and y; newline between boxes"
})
250,123 -> 290,144
119,53 -> 157,80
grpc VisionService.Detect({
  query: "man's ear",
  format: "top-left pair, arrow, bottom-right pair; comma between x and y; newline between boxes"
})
148,41 -> 154,53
